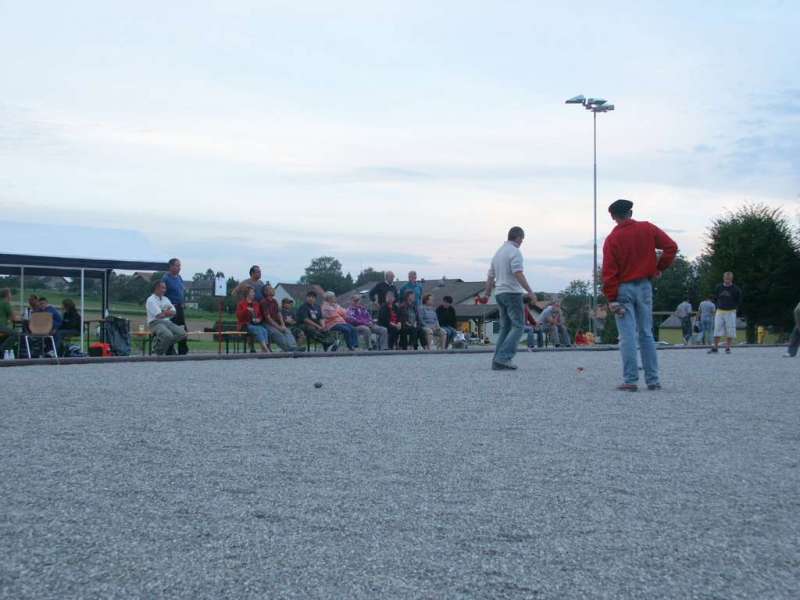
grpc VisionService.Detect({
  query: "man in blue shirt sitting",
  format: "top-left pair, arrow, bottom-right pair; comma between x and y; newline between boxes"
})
161,258 -> 189,355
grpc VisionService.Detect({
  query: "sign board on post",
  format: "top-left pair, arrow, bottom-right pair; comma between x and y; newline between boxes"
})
214,274 -> 227,297
214,273 -> 226,354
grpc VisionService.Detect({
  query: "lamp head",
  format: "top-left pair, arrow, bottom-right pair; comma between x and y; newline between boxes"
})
565,94 -> 586,104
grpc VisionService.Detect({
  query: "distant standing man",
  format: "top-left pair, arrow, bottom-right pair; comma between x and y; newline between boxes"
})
162,258 -> 188,355
675,298 -> 693,345
708,272 -> 742,354
368,271 -> 397,306
782,299 -> 800,358
698,295 -> 716,345
484,226 -> 537,370
399,271 -> 424,306
602,199 -> 678,391
233,265 -> 268,301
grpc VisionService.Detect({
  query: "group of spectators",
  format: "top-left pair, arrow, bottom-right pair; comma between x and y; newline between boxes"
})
0,288 -> 82,357
230,269 -> 464,353
141,260 -> 592,356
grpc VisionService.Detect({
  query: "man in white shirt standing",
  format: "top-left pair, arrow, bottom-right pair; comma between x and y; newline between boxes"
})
675,298 -> 693,345
484,226 -> 537,370
146,281 -> 188,355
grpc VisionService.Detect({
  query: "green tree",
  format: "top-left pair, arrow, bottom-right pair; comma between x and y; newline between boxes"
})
354,267 -> 385,287
701,204 -> 800,342
300,256 -> 353,294
652,254 -> 699,312
560,280 -> 592,334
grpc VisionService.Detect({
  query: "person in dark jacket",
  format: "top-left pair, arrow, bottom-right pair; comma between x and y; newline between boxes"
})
436,295 -> 458,348
369,271 -> 398,306
56,298 -> 82,351
377,290 -> 402,349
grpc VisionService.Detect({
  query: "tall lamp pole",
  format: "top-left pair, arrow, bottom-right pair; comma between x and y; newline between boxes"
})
565,95 -> 615,337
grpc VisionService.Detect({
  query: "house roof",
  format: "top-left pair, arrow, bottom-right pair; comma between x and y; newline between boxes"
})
275,283 -> 326,303
340,278 -> 487,306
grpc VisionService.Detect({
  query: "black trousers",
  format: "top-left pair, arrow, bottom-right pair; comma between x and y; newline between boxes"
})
169,303 -> 189,355
400,325 -> 422,350
387,326 -> 400,349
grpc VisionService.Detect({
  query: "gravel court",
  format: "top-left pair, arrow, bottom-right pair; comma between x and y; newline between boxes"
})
1,348 -> 798,599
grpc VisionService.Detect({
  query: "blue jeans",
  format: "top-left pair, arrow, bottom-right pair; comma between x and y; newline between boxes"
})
524,325 -> 543,348
330,323 -> 358,349
441,325 -> 457,347
494,293 -> 524,365
701,318 -> 714,345
246,323 -> 269,344
614,279 -> 659,385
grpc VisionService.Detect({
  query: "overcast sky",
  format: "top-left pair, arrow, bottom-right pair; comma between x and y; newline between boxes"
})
1,1 -> 798,290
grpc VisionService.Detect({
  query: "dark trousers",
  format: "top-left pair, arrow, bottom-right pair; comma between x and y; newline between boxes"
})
400,324 -> 422,350
387,326 -> 400,349
169,303 -> 189,355
788,326 -> 800,357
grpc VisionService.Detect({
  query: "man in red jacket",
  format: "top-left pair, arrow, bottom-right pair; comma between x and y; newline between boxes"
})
602,199 -> 678,391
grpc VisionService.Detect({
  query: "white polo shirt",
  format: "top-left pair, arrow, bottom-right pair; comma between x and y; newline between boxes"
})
489,241 -> 525,294
146,294 -> 175,325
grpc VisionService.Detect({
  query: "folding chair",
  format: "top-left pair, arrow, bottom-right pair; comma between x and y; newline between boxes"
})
22,312 -> 58,359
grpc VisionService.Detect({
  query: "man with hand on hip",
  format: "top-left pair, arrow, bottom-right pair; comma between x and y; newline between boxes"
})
484,226 -> 537,371
602,199 -> 678,391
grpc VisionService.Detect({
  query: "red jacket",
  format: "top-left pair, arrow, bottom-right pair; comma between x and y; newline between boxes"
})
236,299 -> 264,331
602,219 -> 678,301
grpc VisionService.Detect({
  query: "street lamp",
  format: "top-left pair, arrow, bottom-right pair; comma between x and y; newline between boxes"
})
566,94 -> 615,337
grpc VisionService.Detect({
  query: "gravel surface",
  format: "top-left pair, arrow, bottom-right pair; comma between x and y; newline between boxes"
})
1,348 -> 798,599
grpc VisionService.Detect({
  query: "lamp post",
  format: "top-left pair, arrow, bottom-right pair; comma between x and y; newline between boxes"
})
565,94 -> 615,337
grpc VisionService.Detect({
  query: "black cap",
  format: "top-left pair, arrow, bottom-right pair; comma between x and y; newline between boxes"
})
608,199 -> 633,216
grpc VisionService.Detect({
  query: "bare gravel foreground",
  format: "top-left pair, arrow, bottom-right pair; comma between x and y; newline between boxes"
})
1,348 -> 799,599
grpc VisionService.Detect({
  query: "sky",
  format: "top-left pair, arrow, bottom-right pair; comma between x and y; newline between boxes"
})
1,0 -> 798,291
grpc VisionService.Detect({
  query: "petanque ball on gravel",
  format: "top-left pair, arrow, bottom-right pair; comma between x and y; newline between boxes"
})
314,382 -> 323,388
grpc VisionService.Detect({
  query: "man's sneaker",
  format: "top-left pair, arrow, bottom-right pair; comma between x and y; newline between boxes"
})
616,383 -> 638,392
707,348 -> 718,354
782,353 -> 795,358
725,347 -> 731,354
492,361 -> 518,370
647,383 -> 662,391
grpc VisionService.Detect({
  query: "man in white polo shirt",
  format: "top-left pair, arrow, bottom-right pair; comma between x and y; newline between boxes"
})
146,280 -> 188,355
484,226 -> 537,370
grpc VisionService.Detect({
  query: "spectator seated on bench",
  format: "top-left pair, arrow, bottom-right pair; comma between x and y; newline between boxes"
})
377,290 -> 402,349
345,294 -> 388,350
321,291 -> 358,351
280,298 -> 306,349
436,295 -> 458,349
419,294 -> 447,350
146,281 -> 188,355
57,298 -> 82,353
259,284 -> 297,352
235,288 -> 271,353
297,290 -> 338,352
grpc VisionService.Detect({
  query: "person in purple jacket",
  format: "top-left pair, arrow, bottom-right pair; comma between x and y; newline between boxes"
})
345,295 -> 388,350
